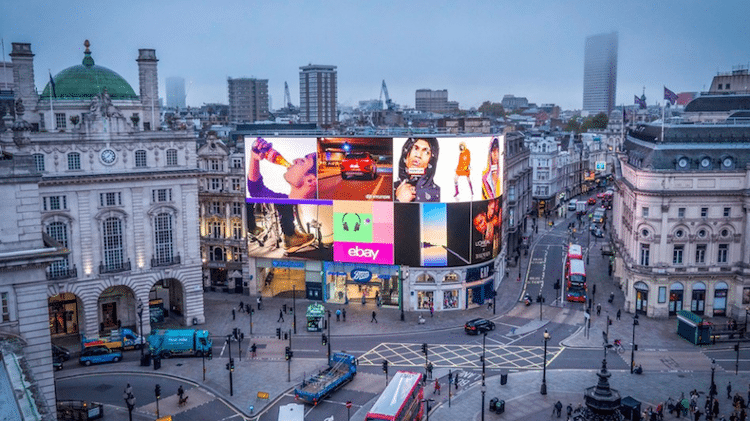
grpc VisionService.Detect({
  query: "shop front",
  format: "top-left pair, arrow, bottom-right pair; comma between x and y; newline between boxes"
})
669,282 -> 684,316
465,263 -> 495,308
256,259 -> 316,298
49,293 -> 81,337
324,262 -> 399,306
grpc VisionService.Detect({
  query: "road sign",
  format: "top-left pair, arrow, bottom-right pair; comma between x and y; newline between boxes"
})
257,391 -> 269,399
346,401 -> 352,409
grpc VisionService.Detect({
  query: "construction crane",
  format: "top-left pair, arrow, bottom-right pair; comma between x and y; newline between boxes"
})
379,80 -> 395,111
283,82 -> 296,111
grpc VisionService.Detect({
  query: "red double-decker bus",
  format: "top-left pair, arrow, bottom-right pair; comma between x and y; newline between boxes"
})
566,258 -> 587,303
365,371 -> 424,421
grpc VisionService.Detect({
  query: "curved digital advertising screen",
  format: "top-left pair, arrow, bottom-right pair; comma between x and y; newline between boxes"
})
245,136 -> 503,267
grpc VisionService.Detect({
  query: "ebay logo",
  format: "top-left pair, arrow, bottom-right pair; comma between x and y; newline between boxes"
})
334,242 -> 393,265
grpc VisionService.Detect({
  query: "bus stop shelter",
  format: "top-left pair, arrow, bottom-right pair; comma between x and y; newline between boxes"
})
676,310 -> 712,345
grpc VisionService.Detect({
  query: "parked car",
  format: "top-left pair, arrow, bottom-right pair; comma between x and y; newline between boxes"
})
340,152 -> 377,180
52,344 -> 71,361
567,200 -> 577,211
587,197 -> 597,205
79,346 -> 122,366
464,318 -> 495,335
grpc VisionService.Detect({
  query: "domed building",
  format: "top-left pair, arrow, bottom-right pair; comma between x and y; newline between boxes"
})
1,40 -> 204,416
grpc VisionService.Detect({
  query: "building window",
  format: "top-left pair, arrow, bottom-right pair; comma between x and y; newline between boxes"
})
152,188 -> 172,203
210,221 -> 224,238
231,178 -> 241,192
47,221 -> 70,278
678,208 -> 685,218
212,202 -> 222,215
642,207 -> 649,218
232,221 -> 243,240
232,158 -> 243,169
232,246 -> 243,262
1,292 -> 9,322
695,244 -> 706,264
55,113 -> 66,129
639,244 -> 650,266
135,150 -> 147,168
210,160 -> 222,171
700,207 -> 708,218
39,113 -> 45,131
231,202 -> 242,216
211,178 -> 224,191
673,245 -> 684,265
100,192 -> 122,207
67,152 -> 81,170
166,149 -> 178,166
154,213 -> 174,265
718,244 -> 728,264
102,217 -> 124,270
724,207 -> 731,217
43,196 -> 67,211
33,154 -> 45,172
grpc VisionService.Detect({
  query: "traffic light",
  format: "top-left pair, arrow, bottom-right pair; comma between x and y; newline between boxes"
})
382,360 -> 388,373
322,334 -> 327,346
735,343 -> 740,352
155,384 -> 161,399
230,358 -> 235,371
276,328 -> 281,339
285,346 -> 291,360
422,343 -> 428,355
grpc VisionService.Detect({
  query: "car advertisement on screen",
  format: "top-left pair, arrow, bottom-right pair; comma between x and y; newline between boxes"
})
246,203 -> 333,260
317,137 -> 393,201
245,136 -> 321,204
471,198 -> 502,263
333,200 -> 394,265
393,136 -> 502,203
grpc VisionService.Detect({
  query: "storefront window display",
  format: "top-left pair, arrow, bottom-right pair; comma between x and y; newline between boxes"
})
444,290 -> 459,309
417,291 -> 434,310
443,273 -> 460,284
324,262 -> 399,306
257,259 -> 306,298
49,293 -> 80,336
416,273 -> 435,283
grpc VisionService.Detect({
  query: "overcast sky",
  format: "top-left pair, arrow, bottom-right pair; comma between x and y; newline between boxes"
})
2,0 -> 749,111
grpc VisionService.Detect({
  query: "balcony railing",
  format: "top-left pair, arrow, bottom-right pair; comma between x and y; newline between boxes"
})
46,265 -> 78,280
151,254 -> 181,268
99,260 -> 131,274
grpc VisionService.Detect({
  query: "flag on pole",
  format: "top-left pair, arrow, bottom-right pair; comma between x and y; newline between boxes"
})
663,86 -> 678,106
634,95 -> 646,109
48,71 -> 56,98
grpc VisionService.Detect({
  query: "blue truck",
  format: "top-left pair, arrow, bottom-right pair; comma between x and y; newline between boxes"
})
148,329 -> 213,358
82,328 -> 145,351
294,353 -> 357,405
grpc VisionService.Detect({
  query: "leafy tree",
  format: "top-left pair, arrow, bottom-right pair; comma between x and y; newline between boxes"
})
478,101 -> 505,117
565,118 -> 581,133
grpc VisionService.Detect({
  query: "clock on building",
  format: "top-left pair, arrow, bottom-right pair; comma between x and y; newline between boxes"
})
100,149 -> 117,165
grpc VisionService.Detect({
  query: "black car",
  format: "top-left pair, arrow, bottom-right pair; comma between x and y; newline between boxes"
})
464,318 -> 495,335
590,225 -> 604,238
52,344 -> 70,361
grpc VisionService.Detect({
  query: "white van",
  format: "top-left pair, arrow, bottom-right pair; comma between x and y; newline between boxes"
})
278,403 -> 305,421
567,200 -> 577,211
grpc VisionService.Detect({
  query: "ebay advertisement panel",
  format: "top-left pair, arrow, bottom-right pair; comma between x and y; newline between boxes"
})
333,200 -> 394,264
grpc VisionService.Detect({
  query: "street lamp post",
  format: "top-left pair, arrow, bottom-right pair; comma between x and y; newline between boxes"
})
327,309 -> 332,361
123,385 -> 135,421
541,329 -> 550,395
292,285 -> 297,334
137,299 -> 144,358
226,335 -> 234,396
421,398 -> 435,421
710,358 -> 717,400
538,293 -> 544,321
630,314 -> 639,374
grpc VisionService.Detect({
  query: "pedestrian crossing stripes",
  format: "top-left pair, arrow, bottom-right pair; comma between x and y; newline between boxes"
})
358,343 -> 563,370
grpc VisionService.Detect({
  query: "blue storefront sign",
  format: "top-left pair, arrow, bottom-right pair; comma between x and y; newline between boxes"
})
466,263 -> 494,282
273,260 -> 305,269
350,268 -> 372,284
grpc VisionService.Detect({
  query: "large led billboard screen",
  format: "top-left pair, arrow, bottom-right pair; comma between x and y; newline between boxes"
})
245,136 -> 503,267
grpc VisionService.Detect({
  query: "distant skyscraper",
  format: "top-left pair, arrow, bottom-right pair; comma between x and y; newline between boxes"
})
582,32 -> 618,116
227,77 -> 269,123
299,64 -> 337,127
415,89 -> 459,114
166,76 -> 185,109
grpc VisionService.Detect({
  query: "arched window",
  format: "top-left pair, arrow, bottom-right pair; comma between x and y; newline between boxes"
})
416,273 -> 435,283
669,282 -> 684,315
713,282 -> 728,316
634,282 -> 649,314
691,282 -> 706,315
102,217 -> 124,271
46,221 -> 70,278
153,213 -> 174,265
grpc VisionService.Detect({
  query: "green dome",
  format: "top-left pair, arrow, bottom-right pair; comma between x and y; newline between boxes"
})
41,46 -> 138,100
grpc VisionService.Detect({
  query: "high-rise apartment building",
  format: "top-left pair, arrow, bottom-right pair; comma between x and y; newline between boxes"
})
166,76 -> 186,109
227,77 -> 269,124
415,89 -> 458,114
582,32 -> 618,116
299,64 -> 337,127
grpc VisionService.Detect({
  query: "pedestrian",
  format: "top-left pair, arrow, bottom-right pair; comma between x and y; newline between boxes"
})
516,275 -> 521,282
555,401 -> 563,418
257,296 -> 262,310
567,403 -> 573,419
232,308 -> 236,320
714,398 -> 720,419
362,295 -> 366,305
250,343 -> 257,358
430,304 -> 434,317
427,362 -> 433,379
454,373 -> 459,389
609,292 -> 615,303
434,379 -> 441,395
336,308 -> 341,322
239,301 -> 244,313
342,308 -> 346,322
617,309 -> 621,321
729,382 -> 733,400
278,308 -> 284,323
178,385 -> 184,399
371,310 -> 377,323
245,303 -> 251,314
596,303 -> 602,316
